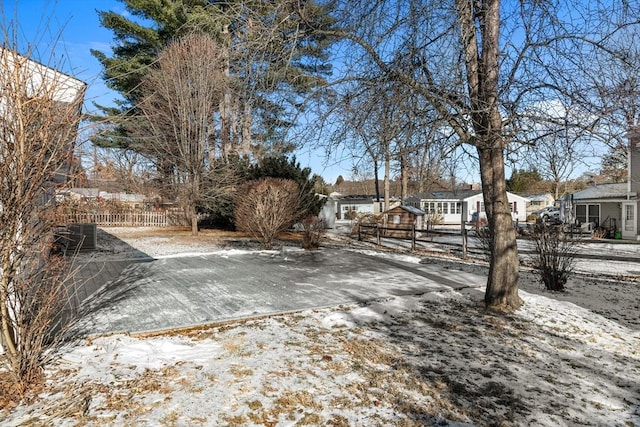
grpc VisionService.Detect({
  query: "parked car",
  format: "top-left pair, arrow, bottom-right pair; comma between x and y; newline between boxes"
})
535,206 -> 560,222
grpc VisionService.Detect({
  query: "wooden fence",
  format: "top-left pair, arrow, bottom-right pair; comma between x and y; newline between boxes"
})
358,223 -> 472,255
59,211 -> 174,227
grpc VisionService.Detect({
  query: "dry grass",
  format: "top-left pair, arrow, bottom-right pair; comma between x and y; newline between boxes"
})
107,226 -> 304,248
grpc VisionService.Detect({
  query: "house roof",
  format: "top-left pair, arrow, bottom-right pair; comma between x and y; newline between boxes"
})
408,189 -> 483,200
571,183 -> 630,201
409,190 -> 529,202
336,194 -> 400,203
100,192 -> 146,203
66,188 -> 100,198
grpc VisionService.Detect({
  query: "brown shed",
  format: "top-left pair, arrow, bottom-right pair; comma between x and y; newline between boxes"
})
384,205 -> 425,237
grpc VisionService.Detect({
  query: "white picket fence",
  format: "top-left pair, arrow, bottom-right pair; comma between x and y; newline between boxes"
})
59,211 -> 176,227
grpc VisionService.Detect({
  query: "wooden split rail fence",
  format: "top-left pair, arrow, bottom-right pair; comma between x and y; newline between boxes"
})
358,223 -> 472,256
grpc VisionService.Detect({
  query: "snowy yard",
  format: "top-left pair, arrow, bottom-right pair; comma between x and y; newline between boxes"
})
1,227 -> 639,426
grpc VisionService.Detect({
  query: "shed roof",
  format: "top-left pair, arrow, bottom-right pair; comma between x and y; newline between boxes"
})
399,205 -> 425,216
387,205 -> 425,216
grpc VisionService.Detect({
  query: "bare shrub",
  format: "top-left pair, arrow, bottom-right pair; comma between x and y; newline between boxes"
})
234,178 -> 302,249
531,223 -> 577,292
1,247 -> 73,395
424,211 -> 444,230
0,41 -> 85,396
299,216 -> 326,250
131,33 -> 235,236
592,227 -> 607,240
350,213 -> 383,235
345,210 -> 358,221
474,228 -> 493,262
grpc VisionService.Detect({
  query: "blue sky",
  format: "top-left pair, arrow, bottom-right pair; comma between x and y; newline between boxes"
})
2,0 -> 123,112
2,0 -> 353,183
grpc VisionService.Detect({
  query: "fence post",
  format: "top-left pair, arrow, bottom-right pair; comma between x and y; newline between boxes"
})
462,227 -> 468,259
376,224 -> 381,246
411,224 -> 416,251
358,224 -> 362,241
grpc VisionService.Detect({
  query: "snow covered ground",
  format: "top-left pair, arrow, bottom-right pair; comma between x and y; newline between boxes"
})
1,227 -> 639,426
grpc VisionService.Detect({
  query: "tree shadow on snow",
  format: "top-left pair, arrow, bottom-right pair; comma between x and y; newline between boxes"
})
61,228 -> 155,339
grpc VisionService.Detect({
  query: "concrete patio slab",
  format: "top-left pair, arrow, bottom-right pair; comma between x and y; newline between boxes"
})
71,248 -> 485,336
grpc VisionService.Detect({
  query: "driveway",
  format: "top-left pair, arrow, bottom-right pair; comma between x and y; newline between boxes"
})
72,248 -> 485,336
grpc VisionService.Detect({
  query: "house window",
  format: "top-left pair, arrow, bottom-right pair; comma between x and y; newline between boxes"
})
576,205 -> 586,223
480,202 -> 485,212
393,215 -> 400,224
455,202 -> 461,214
442,202 -> 449,214
575,204 -> 600,225
588,205 -> 600,225
422,201 -> 436,213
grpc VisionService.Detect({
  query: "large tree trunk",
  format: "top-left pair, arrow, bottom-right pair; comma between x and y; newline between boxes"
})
400,152 -> 408,202
242,101 -> 253,157
373,160 -> 381,210
456,0 -> 521,311
478,144 -> 522,310
383,146 -> 391,214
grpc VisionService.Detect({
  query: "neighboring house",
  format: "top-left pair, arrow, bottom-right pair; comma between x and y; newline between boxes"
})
569,128 -> 640,240
384,205 -> 426,236
569,184 -> 626,235
334,194 -> 401,220
99,192 -> 147,209
406,190 -> 529,224
524,193 -> 555,213
57,188 -> 100,202
57,188 -> 148,209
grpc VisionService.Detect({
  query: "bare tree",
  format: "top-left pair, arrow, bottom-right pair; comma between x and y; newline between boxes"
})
132,33 -> 237,235
0,31 -> 86,392
587,26 -> 640,190
523,114 -> 596,200
234,178 -> 302,249
311,0 -> 639,311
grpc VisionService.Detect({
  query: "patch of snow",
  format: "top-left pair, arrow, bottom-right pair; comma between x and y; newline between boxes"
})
4,227 -> 639,426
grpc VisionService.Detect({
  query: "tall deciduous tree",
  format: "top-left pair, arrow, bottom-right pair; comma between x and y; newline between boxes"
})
133,33 -> 235,235
92,0 -> 335,159
313,0 -> 639,311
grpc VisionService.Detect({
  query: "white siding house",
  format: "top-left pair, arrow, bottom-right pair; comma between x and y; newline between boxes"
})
334,194 -> 401,220
406,190 -> 529,224
524,193 -> 555,213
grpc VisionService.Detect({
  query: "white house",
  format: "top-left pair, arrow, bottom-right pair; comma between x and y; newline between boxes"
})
406,190 -> 529,225
334,194 -> 401,220
524,192 -> 555,213
1,47 -> 86,186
